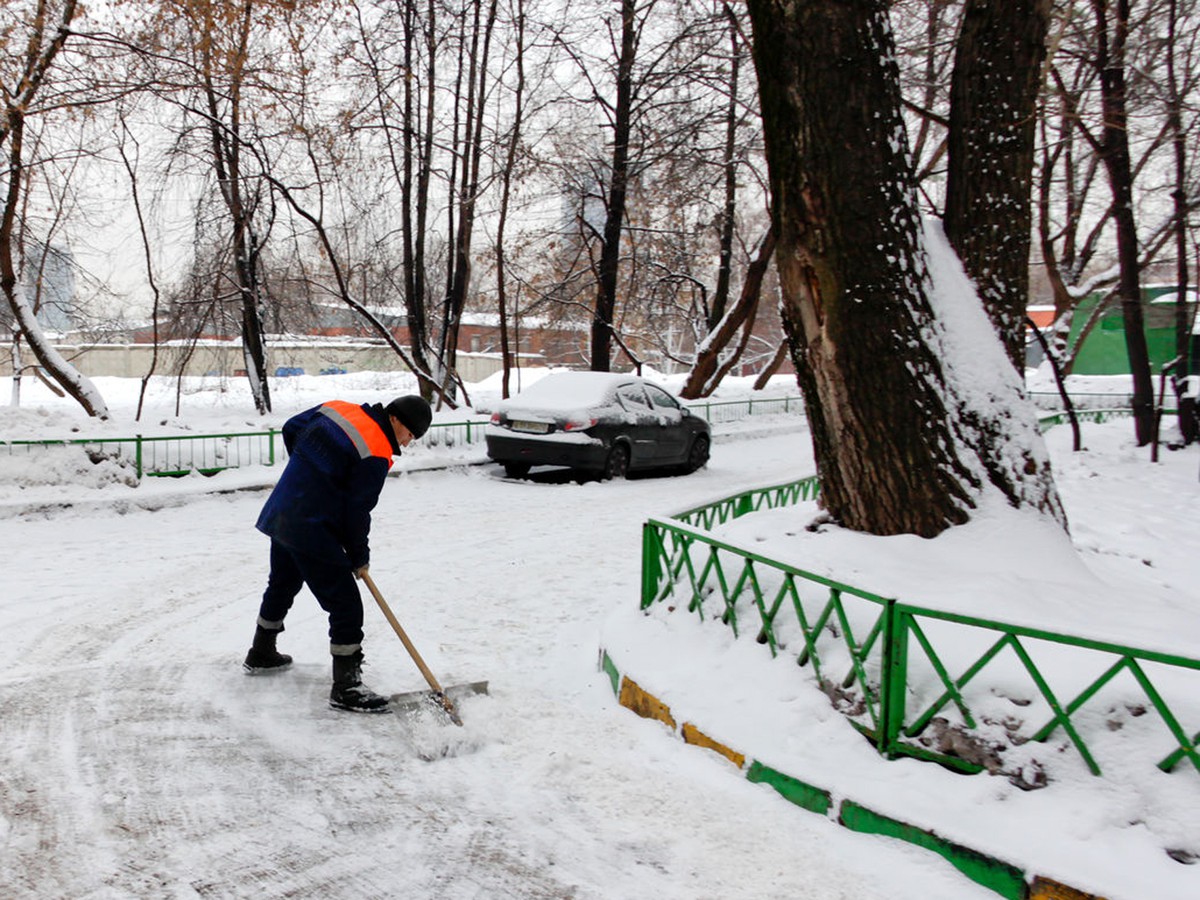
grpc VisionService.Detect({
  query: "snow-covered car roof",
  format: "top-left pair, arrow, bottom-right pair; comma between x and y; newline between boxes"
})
498,372 -> 653,415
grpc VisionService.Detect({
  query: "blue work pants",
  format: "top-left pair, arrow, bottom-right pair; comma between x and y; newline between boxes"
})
259,539 -> 364,648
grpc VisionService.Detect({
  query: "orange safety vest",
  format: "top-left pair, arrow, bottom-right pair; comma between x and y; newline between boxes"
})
319,400 -> 395,469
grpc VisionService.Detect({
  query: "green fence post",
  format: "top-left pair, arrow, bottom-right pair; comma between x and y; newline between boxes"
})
878,599 -> 908,758
642,521 -> 664,609
135,434 -> 144,481
268,428 -> 276,466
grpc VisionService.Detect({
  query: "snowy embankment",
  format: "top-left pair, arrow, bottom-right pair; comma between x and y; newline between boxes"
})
1,369 -> 1197,900
602,415 -> 1200,900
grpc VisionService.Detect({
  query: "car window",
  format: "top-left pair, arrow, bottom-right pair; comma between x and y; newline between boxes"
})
616,384 -> 652,411
645,385 -> 680,411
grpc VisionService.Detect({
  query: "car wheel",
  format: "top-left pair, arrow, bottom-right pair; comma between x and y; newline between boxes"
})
685,435 -> 710,473
503,462 -> 531,478
600,444 -> 630,480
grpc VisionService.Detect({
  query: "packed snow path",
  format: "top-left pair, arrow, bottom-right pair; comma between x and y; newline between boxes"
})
2,432 -> 994,899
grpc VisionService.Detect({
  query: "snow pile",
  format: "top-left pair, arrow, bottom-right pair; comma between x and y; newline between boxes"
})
0,443 -> 139,490
922,219 -> 1063,521
0,403 -> 94,439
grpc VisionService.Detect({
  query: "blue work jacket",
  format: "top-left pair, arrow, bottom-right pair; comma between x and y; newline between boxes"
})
256,401 -> 401,569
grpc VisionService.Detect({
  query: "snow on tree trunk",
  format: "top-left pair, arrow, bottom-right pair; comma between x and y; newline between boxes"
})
0,0 -> 101,417
5,281 -> 108,418
944,0 -> 1051,370
746,0 -> 1064,538
8,334 -> 21,406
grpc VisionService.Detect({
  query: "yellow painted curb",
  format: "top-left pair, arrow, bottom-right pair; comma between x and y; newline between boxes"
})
618,676 -> 677,730
682,722 -> 746,769
1029,876 -> 1109,900
604,645 -> 1109,900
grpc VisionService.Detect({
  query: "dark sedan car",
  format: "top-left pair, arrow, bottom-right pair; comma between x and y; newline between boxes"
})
485,372 -> 711,480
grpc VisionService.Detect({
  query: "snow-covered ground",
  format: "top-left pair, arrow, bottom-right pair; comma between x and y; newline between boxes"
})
2,370 -> 1198,899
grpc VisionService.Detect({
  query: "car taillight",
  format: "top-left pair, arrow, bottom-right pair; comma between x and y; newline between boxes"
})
490,412 -> 501,425
563,417 -> 596,431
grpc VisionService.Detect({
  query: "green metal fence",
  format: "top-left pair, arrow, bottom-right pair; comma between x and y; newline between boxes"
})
1035,407 -> 1135,431
641,476 -> 1200,781
684,394 -> 804,423
0,396 -> 804,479
1,431 -> 283,479
412,419 -> 489,451
1027,391 -> 1133,410
0,422 -> 494,478
669,476 -> 823,531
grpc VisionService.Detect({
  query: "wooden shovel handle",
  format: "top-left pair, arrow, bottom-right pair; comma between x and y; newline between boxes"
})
361,570 -> 444,693
361,570 -> 463,725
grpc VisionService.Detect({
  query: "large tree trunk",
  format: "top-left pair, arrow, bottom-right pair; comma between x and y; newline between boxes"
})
1,117 -> 108,418
745,0 -> 1064,538
680,226 -> 775,399
752,339 -> 789,390
1090,0 -> 1153,444
495,0 -> 527,400
708,3 -> 743,331
590,0 -> 637,372
944,0 -> 1050,368
200,0 -> 271,415
234,218 -> 270,414
440,0 -> 497,404
0,0 -> 106,418
413,0 -> 438,389
1165,0 -> 1192,383
397,0 -> 434,395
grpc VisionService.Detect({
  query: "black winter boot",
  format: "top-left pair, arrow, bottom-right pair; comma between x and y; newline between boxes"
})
330,650 -> 390,713
243,622 -> 293,674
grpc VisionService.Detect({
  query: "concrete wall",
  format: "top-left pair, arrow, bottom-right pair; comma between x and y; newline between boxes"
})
1,342 -> 521,384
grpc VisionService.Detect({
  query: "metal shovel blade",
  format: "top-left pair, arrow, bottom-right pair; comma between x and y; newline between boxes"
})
389,680 -> 490,721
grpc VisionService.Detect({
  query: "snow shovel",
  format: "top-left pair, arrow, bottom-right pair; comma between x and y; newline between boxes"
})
361,570 -> 487,726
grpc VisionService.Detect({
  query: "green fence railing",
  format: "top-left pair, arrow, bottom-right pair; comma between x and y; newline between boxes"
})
413,419 -> 489,451
1,431 -> 284,479
684,394 -> 804,423
641,475 -> 1200,781
1,395 -> 805,480
1027,391 -> 1133,410
0,421 -> 494,478
1035,407 -> 1137,432
8,397 -> 1157,483
670,476 -> 822,531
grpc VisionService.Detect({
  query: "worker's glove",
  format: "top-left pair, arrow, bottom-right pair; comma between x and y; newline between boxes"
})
354,565 -> 369,580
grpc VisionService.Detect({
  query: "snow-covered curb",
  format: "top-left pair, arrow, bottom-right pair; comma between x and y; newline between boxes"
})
597,613 -> 1178,900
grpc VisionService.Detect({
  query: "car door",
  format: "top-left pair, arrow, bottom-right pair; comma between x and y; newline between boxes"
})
614,383 -> 659,465
644,384 -> 687,462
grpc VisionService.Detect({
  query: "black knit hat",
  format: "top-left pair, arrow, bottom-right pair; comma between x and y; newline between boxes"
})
386,395 -> 433,439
